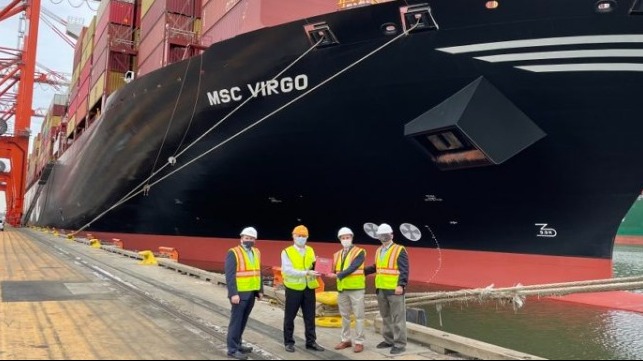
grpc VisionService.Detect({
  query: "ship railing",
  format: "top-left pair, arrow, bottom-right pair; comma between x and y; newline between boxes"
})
166,27 -> 198,45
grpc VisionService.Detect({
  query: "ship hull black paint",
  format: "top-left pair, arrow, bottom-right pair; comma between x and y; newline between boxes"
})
26,1 -> 643,269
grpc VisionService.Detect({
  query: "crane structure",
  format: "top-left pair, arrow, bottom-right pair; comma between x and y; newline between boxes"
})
0,0 -> 41,225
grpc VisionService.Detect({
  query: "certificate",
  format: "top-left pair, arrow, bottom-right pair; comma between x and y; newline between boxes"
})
314,257 -> 333,275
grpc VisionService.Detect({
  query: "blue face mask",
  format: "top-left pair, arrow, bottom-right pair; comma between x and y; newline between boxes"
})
242,241 -> 255,249
294,237 -> 307,246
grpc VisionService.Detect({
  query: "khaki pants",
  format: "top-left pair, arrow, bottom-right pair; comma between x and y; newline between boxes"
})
376,291 -> 407,348
337,289 -> 365,344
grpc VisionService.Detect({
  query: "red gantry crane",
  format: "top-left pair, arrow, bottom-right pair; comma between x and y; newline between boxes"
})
0,0 -> 41,225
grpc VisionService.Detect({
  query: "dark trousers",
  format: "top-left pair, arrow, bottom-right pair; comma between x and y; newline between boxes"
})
283,287 -> 316,346
227,296 -> 256,353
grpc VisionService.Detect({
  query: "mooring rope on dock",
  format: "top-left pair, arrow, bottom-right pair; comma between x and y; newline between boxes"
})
312,276 -> 643,316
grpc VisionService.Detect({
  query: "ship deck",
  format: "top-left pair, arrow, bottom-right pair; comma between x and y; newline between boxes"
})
0,227 -> 543,360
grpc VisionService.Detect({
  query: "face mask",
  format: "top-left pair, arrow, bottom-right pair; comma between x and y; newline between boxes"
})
340,239 -> 352,248
242,241 -> 255,248
294,237 -> 307,247
378,234 -> 392,243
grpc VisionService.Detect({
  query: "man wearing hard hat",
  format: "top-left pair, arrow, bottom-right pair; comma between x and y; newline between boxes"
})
224,226 -> 263,360
364,223 -> 409,355
280,225 -> 325,353
327,227 -> 367,353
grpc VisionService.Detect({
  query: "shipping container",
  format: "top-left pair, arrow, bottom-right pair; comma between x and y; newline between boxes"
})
202,0 -> 336,46
143,0 -> 197,19
93,48 -> 135,79
89,71 -> 128,110
80,19 -> 95,69
95,23 -> 136,54
77,97 -> 88,124
137,42 -> 165,76
167,44 -> 197,64
201,0 -> 242,34
138,18 -> 166,62
80,59 -> 92,85
66,114 -> 76,138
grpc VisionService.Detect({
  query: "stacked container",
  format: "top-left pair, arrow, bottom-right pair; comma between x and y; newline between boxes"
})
90,0 -> 138,119
200,0 -> 336,46
138,0 -> 202,76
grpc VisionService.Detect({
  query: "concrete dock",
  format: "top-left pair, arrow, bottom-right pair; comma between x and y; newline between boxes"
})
0,227 -> 544,360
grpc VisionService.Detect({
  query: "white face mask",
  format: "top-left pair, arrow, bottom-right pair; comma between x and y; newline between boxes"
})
340,239 -> 352,248
294,237 -> 307,247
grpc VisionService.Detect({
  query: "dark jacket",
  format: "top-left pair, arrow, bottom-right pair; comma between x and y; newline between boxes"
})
336,246 -> 366,285
224,247 -> 264,300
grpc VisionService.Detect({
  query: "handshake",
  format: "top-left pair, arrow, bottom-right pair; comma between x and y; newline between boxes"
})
306,270 -> 337,278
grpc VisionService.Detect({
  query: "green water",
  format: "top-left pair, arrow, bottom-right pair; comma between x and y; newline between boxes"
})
420,245 -> 643,360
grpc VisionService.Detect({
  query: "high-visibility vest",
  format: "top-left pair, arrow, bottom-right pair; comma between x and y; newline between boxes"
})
333,247 -> 365,291
282,246 -> 320,290
375,244 -> 405,290
230,246 -> 261,292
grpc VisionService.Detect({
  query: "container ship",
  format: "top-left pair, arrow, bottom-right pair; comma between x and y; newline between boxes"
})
25,0 -> 643,290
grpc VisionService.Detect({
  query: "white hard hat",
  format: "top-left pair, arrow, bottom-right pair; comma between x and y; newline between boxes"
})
240,227 -> 258,238
337,227 -> 353,238
376,223 -> 393,235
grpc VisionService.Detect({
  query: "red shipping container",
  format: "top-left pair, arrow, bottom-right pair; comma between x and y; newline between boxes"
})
77,98 -> 88,124
141,0 -> 166,34
202,0 -> 335,45
109,1 -> 135,25
67,96 -> 78,117
135,1 -> 142,28
194,0 -> 202,18
167,0 -> 195,16
78,77 -> 91,101
109,52 -> 133,73
92,48 -> 108,78
139,19 -> 166,60
92,49 -> 132,84
167,45 -> 197,64
80,60 -> 92,85
260,0 -> 335,26
51,104 -> 66,117
166,13 -> 194,32
140,9 -> 167,45
95,23 -> 135,54
138,42 -> 166,76
202,0 -> 240,35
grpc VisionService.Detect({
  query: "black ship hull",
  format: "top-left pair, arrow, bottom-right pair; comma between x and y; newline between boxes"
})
26,0 -> 643,287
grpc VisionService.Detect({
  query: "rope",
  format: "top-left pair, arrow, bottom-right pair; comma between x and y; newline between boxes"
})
71,19 -> 421,234
137,20 -> 422,197
148,55 -> 194,180
69,35 -> 325,234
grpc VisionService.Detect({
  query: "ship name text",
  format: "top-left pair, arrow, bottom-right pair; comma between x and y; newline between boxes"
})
207,74 -> 309,106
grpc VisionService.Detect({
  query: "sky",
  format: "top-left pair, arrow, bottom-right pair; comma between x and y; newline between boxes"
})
0,0 -> 97,212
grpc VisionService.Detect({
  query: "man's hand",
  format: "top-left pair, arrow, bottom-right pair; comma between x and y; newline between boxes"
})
326,273 -> 337,279
394,286 -> 404,295
231,295 -> 240,304
307,270 -> 320,277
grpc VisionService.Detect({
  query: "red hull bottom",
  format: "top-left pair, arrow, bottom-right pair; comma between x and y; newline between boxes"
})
615,235 -> 643,246
85,231 -> 643,312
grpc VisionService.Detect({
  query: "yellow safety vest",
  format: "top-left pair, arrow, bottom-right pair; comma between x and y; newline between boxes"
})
230,246 -> 261,292
333,247 -> 365,291
375,244 -> 404,290
282,246 -> 320,290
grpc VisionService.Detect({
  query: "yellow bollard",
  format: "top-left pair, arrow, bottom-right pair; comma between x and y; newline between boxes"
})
89,238 -> 101,248
138,250 -> 158,265
67,234 -> 75,241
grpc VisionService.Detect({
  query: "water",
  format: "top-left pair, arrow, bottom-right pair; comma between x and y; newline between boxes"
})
420,245 -> 643,360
